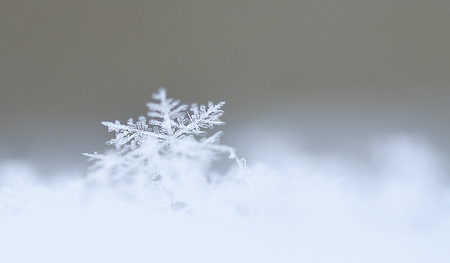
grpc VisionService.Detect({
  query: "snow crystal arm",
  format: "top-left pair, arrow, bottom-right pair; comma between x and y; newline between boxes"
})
174,101 -> 225,137
101,118 -> 163,147
146,88 -> 189,136
82,151 -> 103,160
145,88 -> 225,139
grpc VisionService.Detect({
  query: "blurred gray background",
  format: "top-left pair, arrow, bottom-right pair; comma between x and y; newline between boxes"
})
1,1 -> 449,174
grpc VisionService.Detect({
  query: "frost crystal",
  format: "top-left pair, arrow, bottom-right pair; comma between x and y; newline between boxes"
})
84,88 -> 245,211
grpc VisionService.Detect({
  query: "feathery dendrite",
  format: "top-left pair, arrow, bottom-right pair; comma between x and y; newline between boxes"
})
84,88 -> 245,211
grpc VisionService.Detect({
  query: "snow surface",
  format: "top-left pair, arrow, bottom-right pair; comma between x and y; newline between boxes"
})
1,134 -> 450,263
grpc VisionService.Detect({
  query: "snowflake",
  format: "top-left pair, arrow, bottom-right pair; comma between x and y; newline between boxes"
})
84,88 -> 245,211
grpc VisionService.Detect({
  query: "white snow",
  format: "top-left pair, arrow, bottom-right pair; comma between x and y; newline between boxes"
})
1,134 -> 449,263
